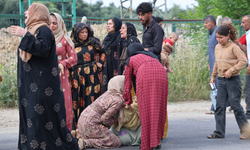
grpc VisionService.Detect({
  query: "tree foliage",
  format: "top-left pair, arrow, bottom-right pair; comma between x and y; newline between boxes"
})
180,0 -> 250,20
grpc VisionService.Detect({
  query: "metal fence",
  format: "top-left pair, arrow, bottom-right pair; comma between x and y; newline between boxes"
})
0,15 -> 244,66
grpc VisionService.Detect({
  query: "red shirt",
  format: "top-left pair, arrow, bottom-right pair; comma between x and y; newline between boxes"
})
164,38 -> 173,46
238,34 -> 247,58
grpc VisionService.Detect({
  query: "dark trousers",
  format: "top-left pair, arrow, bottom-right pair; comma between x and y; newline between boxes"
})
214,75 -> 248,137
244,74 -> 250,118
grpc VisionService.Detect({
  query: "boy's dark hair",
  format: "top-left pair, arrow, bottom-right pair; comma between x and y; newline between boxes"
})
155,17 -> 163,23
136,2 -> 153,15
204,15 -> 216,25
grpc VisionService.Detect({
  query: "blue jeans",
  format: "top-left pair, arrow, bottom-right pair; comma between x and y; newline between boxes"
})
213,75 -> 248,137
244,74 -> 250,118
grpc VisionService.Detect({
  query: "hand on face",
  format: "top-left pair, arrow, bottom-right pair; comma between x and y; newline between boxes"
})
9,25 -> 27,37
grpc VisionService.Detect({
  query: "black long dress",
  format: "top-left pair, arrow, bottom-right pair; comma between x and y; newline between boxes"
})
102,38 -> 119,92
102,17 -> 122,93
17,26 -> 78,150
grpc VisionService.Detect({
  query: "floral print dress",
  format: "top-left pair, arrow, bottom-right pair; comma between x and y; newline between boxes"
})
71,44 -> 105,130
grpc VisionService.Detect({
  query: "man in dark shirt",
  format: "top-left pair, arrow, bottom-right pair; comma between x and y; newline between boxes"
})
136,2 -> 163,60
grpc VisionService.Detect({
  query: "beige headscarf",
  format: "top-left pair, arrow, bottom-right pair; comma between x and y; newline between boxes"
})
19,3 -> 51,62
108,75 -> 125,98
50,12 -> 74,49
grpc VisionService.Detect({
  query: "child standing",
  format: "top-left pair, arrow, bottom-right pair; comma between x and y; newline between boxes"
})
161,32 -> 178,73
207,24 -> 250,139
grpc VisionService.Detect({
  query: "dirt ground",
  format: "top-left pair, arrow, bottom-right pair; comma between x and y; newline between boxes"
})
0,100 -> 247,130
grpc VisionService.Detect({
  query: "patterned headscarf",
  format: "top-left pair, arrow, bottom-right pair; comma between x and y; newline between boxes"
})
71,22 -> 91,48
19,3 -> 51,62
124,22 -> 138,47
50,13 -> 74,49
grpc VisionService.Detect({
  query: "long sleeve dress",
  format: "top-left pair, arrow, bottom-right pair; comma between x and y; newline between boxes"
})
56,36 -> 77,131
102,38 -> 119,92
18,26 -> 78,150
71,43 -> 105,130
123,54 -> 168,150
77,91 -> 125,149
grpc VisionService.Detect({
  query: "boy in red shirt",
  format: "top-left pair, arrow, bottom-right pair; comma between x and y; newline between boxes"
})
161,32 -> 178,73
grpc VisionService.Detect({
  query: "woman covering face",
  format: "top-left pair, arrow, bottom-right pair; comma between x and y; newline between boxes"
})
50,13 -> 77,131
9,3 -> 78,150
70,22 -> 105,130
102,17 -> 122,93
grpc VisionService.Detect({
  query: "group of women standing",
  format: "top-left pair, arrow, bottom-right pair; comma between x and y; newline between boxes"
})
10,3 -> 168,150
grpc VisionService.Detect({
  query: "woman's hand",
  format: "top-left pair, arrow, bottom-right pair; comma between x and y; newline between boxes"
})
247,65 -> 250,75
224,70 -> 232,78
58,63 -> 64,76
125,104 -> 133,112
209,79 -> 215,84
96,62 -> 102,69
9,25 -> 27,37
99,124 -> 108,129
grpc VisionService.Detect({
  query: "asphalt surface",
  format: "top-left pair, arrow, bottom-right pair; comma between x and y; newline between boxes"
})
1,112 -> 250,150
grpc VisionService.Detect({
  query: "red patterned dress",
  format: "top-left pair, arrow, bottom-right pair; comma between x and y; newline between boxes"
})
56,37 -> 77,131
71,44 -> 105,130
123,54 -> 168,150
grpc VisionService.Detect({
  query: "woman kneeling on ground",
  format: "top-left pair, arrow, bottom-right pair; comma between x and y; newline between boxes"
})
73,75 -> 126,149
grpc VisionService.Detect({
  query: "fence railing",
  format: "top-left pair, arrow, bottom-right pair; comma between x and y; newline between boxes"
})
0,15 -> 245,66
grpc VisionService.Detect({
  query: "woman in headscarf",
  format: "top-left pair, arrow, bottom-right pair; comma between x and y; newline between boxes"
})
76,75 -> 126,149
70,22 -> 105,130
118,22 -> 140,75
49,13 -> 77,131
123,43 -> 168,150
9,3 -> 78,149
102,17 -> 122,93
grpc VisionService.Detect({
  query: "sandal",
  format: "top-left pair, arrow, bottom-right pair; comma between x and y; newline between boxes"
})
205,111 -> 214,114
78,138 -> 87,150
207,134 -> 224,139
240,135 -> 250,140
71,130 -> 76,138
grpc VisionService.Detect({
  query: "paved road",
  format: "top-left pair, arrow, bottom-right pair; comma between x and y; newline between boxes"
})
1,112 -> 250,150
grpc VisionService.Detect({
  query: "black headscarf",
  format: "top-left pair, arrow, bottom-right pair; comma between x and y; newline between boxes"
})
123,23 -> 140,47
71,22 -> 91,47
125,43 -> 158,67
103,17 -> 122,50
118,23 -> 140,74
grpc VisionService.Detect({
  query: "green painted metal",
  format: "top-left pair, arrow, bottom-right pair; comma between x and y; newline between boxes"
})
28,0 -> 33,6
26,0 -> 76,27
19,0 -> 24,28
71,0 -> 76,26
0,14 -> 25,19
62,2 -> 67,18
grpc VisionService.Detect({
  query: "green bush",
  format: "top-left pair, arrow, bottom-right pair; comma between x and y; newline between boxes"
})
167,23 -> 211,102
0,63 -> 18,107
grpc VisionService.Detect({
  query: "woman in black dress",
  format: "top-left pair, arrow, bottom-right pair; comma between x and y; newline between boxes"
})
9,3 -> 78,149
70,22 -> 105,130
102,17 -> 122,93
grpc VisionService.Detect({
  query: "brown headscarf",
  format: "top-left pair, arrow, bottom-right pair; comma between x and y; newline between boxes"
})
19,3 -> 51,62
50,13 -> 74,49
